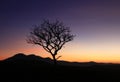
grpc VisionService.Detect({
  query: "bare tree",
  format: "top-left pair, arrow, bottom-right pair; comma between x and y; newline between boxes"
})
27,20 -> 75,65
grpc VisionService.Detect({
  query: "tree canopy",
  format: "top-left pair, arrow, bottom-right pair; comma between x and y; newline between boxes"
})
27,20 -> 75,65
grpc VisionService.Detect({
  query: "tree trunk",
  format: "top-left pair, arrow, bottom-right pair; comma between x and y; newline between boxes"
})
52,55 -> 57,66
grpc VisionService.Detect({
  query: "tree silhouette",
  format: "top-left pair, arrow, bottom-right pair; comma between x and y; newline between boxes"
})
27,20 -> 74,65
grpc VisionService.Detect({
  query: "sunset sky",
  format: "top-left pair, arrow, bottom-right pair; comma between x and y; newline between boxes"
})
1,0 -> 120,63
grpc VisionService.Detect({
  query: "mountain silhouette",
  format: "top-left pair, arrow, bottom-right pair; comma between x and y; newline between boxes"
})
0,53 -> 116,67
0,53 -> 55,68
1,53 -> 98,66
3,53 -> 52,63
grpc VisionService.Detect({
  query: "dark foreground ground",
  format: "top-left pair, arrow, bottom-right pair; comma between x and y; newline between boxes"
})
1,53 -> 120,82
1,61 -> 120,82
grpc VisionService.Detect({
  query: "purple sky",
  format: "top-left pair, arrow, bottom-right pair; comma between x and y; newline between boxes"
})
1,0 -> 120,63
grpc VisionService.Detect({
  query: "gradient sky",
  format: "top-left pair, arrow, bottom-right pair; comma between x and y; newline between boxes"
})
1,0 -> 120,63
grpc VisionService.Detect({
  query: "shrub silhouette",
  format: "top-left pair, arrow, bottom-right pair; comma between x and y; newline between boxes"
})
27,19 -> 75,65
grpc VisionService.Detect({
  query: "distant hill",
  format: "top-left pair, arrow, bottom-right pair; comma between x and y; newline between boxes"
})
0,53 -> 116,67
1,53 -> 53,65
4,53 -> 52,62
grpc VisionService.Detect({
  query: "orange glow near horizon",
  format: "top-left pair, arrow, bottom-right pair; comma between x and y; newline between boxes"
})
1,37 -> 120,64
